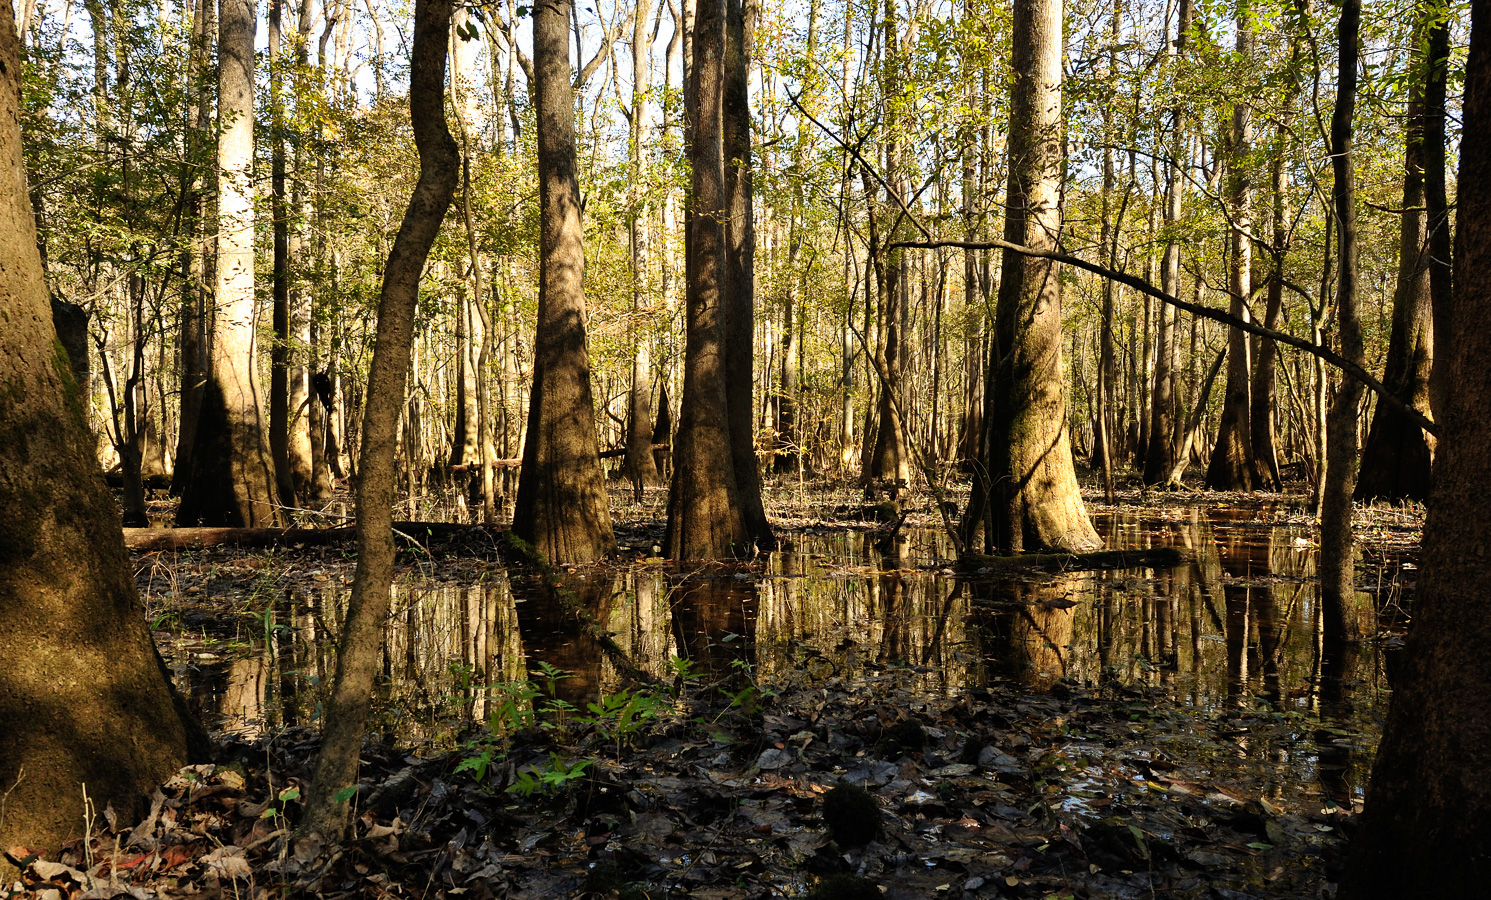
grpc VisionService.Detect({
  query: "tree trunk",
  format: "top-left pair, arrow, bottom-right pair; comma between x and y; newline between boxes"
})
300,0 -> 458,839
0,5 -> 204,862
1319,0 -> 1365,644
965,0 -> 1099,554
1340,2 -> 1491,889
1206,5 -> 1257,491
268,0 -> 297,511
1250,144 -> 1286,491
513,0 -> 617,564
1356,32 -> 1437,503
176,0 -> 281,527
666,0 -> 747,559
621,0 -> 662,497
723,0 -> 773,548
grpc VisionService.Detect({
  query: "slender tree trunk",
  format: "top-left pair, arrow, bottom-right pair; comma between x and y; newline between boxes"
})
300,0 -> 457,838
1340,3 -> 1491,888
172,0 -> 212,497
622,0 -> 662,497
268,0 -> 297,511
1250,142 -> 1287,491
176,0 -> 281,527
0,3 -> 205,860
964,0 -> 1099,554
513,0 -> 617,564
1206,4 -> 1257,491
1320,0 -> 1365,643
1425,3 -> 1453,422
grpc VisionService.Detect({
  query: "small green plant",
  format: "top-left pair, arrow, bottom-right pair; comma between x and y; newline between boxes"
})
578,686 -> 665,757
507,752 -> 592,798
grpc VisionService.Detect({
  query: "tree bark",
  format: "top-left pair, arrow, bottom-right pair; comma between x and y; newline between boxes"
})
0,4 -> 204,863
176,0 -> 281,527
1340,2 -> 1491,889
1356,22 -> 1437,503
512,0 -> 617,564
666,0 -> 748,559
964,0 -> 1099,554
1206,4 -> 1258,491
299,0 -> 458,839
1319,0 -> 1365,644
269,0 -> 297,511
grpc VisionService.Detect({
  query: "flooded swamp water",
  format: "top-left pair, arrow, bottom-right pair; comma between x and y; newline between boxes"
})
135,499 -> 1415,897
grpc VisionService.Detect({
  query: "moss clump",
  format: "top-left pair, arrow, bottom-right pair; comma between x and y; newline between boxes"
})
823,784 -> 880,847
808,873 -> 881,899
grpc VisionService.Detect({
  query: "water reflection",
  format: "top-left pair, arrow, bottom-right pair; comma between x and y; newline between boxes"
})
162,503 -> 1399,801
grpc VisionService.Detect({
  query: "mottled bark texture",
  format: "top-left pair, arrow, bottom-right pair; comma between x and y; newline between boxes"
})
299,0 -> 458,838
1340,2 -> 1491,890
1319,0 -> 1365,643
512,0 -> 617,564
176,0 -> 280,527
0,4 -> 203,866
1355,35 -> 1437,502
962,0 -> 1099,553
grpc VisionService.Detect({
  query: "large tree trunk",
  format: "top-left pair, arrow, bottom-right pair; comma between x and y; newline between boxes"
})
512,0 -> 616,564
666,0 -> 748,559
1356,37 -> 1436,502
176,0 -> 281,527
1206,6 -> 1258,491
0,5 -> 204,864
300,0 -> 458,839
1319,0 -> 1365,644
722,0 -> 773,548
1340,2 -> 1491,889
963,0 -> 1099,554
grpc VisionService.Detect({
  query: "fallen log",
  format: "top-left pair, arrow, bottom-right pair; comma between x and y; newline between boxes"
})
957,546 -> 1186,574
123,521 -> 490,551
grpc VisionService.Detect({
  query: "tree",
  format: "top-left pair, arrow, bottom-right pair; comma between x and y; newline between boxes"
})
962,0 -> 1100,553
1339,0 -> 1491,890
1206,0 -> 1259,491
0,1 -> 203,863
666,0 -> 748,560
1355,4 -> 1438,503
300,0 -> 459,838
512,0 -> 617,564
175,0 -> 281,527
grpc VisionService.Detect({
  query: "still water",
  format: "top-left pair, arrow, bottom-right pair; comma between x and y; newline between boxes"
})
159,503 -> 1404,809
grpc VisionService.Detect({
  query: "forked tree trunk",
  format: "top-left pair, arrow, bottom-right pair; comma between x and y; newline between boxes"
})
177,0 -> 281,527
0,5 -> 204,862
299,0 -> 458,839
666,0 -> 747,559
1341,2 -> 1491,889
1319,0 -> 1365,644
513,0 -> 617,564
963,0 -> 1099,554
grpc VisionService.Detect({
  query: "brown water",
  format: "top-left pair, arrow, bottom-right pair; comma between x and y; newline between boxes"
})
159,503 -> 1406,810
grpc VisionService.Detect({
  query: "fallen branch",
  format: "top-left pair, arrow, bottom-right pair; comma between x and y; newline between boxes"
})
123,522 -> 488,551
958,546 -> 1186,574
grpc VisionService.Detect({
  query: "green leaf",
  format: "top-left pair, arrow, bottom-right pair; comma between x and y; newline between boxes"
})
278,786 -> 301,802
1246,842 -> 1274,850
333,785 -> 358,804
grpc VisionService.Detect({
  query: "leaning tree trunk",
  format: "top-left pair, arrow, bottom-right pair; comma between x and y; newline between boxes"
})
1206,4 -> 1258,491
0,4 -> 204,864
176,0 -> 280,527
299,0 -> 458,838
512,0 -> 617,564
1319,0 -> 1365,644
1340,1 -> 1491,889
1356,36 -> 1436,502
965,0 -> 1100,554
666,0 -> 748,559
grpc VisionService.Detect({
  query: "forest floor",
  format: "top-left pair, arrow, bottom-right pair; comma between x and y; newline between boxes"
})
10,477 -> 1422,900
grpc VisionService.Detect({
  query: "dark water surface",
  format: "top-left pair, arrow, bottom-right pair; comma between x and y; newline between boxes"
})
158,503 -> 1407,814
